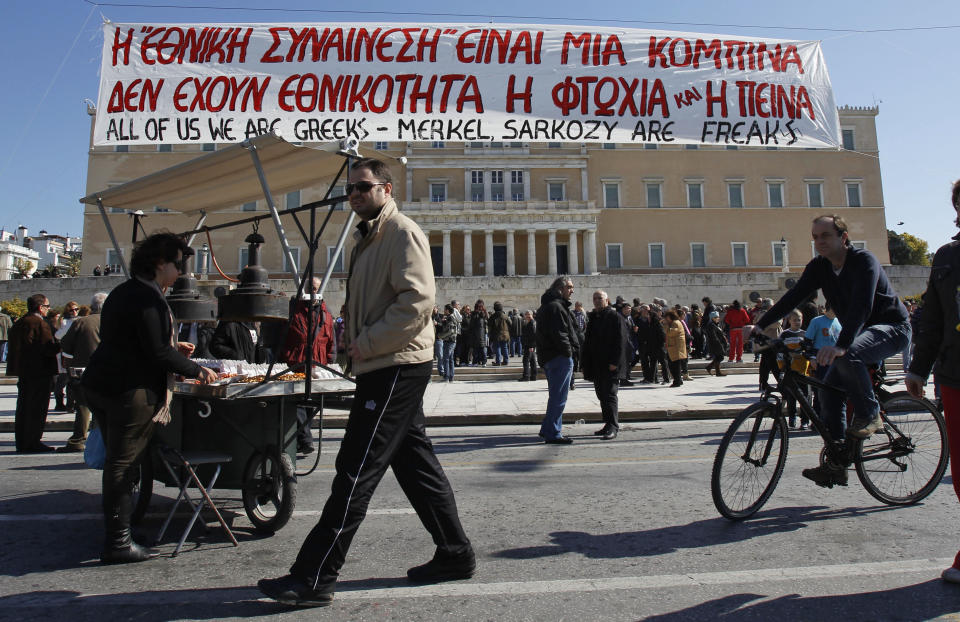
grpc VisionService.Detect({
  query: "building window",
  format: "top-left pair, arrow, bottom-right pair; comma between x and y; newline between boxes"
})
242,201 -> 257,212
327,246 -> 344,272
331,184 -> 347,210
548,142 -> 561,148
687,183 -> 703,208
283,247 -> 301,273
510,141 -> 523,148
772,241 -> 785,266
430,183 -> 447,203
109,207 -> 126,213
491,170 -> 504,201
606,244 -> 623,269
548,182 -> 565,201
470,170 -> 484,202
286,190 -> 301,209
202,143 -> 215,152
767,182 -> 784,208
646,183 -> 661,208
807,182 -> 823,208
490,141 -> 503,148
603,143 -> 616,150
154,206 -> 170,212
691,243 -> 706,267
603,182 -> 620,208
732,242 -> 748,267
851,241 -> 867,250
374,141 -> 388,150
728,183 -> 743,208
115,145 -> 128,153
846,182 -> 862,207
431,141 -> 445,148
726,145 -> 739,151
510,170 -> 524,201
106,248 -> 124,270
685,144 -> 699,150
842,129 -> 855,150
649,243 -> 665,268
158,144 -> 172,152
644,143 -> 658,150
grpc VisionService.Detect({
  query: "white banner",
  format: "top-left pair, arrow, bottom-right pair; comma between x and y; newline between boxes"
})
94,22 -> 840,148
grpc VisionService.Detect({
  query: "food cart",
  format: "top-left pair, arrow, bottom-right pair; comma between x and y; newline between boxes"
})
79,134 -> 372,532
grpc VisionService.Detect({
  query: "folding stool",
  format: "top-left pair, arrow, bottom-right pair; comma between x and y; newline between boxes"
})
155,446 -> 239,556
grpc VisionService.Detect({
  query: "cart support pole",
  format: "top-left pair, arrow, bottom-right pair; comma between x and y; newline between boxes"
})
96,197 -> 130,278
317,211 -> 355,301
245,141 -> 301,291
184,210 -> 207,248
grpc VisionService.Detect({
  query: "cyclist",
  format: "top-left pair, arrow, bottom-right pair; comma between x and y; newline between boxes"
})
754,214 -> 910,487
905,178 -> 960,584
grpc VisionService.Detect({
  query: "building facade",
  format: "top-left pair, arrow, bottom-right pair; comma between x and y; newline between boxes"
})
80,106 -> 888,287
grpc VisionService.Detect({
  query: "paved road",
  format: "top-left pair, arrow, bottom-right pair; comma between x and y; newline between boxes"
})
1,421 -> 958,621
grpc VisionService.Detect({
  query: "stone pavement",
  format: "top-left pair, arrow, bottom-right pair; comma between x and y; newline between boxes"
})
0,369 -> 776,432
0,361 -> 909,431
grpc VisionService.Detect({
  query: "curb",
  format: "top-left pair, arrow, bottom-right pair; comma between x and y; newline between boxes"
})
7,407 -> 742,433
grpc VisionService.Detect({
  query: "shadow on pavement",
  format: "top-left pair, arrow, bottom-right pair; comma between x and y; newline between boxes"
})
493,505 -> 902,561
639,581 -> 960,621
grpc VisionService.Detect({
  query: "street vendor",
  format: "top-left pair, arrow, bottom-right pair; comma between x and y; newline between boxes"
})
259,157 -> 475,607
82,233 -> 217,564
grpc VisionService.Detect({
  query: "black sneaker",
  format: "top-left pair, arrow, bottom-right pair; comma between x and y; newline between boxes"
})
297,443 -> 315,456
801,463 -> 848,488
407,548 -> 476,584
258,575 -> 334,608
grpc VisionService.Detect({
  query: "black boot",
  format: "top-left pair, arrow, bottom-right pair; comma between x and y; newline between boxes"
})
101,493 -> 154,564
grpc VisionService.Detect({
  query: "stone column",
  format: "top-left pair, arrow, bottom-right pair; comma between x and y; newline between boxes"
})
584,228 -> 597,274
527,230 -> 537,276
442,230 -> 452,277
523,169 -> 531,202
547,229 -> 558,275
567,228 -> 579,275
484,229 -> 494,276
463,230 -> 473,277
581,167 -> 589,201
406,167 -> 413,203
506,229 -> 516,276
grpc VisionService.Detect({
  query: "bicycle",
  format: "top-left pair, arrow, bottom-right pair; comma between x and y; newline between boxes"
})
711,335 -> 949,520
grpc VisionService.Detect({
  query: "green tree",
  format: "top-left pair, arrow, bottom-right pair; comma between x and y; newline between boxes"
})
12,258 -> 34,279
1,297 -> 27,320
887,230 -> 930,266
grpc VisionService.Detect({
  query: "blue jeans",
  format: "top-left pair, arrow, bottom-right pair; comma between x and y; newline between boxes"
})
510,336 -> 522,356
435,340 -> 444,376
441,340 -> 456,379
494,340 -> 510,365
818,321 -> 911,441
540,356 -> 573,439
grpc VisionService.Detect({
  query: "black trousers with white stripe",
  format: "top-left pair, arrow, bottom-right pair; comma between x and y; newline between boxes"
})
290,361 -> 471,586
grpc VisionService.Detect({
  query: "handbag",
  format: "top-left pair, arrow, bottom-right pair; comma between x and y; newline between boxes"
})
84,426 -> 106,469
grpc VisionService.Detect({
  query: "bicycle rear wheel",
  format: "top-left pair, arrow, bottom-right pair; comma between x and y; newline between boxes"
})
855,393 -> 948,505
712,402 -> 789,520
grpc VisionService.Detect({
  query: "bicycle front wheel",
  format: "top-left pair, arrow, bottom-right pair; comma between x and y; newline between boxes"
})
711,402 -> 789,520
855,393 -> 948,505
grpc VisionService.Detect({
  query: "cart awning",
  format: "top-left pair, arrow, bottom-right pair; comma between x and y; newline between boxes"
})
79,134 -> 369,214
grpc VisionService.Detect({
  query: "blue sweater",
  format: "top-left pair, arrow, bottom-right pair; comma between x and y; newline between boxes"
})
758,246 -> 907,349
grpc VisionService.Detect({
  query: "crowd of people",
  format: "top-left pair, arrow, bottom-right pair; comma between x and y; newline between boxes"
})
3,168 -> 958,597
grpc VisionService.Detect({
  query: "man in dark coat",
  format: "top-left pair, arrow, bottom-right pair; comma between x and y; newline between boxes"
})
210,320 -> 260,363
59,292 -> 107,452
581,290 -> 629,440
535,277 -> 579,444
518,310 -> 538,381
6,293 -> 60,453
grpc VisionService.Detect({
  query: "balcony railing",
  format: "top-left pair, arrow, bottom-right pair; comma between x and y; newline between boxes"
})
404,199 -> 595,211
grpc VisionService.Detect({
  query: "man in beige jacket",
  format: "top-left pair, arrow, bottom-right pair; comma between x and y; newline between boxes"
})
260,158 -> 474,608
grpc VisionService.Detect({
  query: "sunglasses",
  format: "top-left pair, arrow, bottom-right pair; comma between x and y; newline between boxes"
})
345,181 -> 386,195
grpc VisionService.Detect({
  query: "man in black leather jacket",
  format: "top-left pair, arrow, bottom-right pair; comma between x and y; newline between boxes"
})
535,277 -> 579,444
906,179 -> 960,585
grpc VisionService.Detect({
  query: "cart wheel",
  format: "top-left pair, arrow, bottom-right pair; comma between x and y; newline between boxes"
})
130,455 -> 154,526
242,450 -> 297,533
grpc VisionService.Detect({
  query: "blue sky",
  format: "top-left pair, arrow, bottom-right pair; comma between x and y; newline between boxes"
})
2,0 -> 957,252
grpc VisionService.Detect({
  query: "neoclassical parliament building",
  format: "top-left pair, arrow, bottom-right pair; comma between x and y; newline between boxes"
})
80,106 -> 889,291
